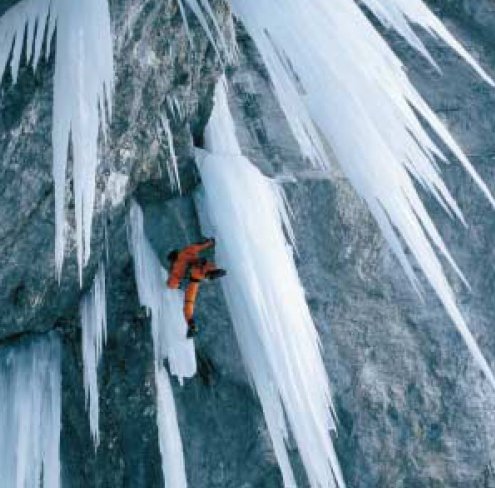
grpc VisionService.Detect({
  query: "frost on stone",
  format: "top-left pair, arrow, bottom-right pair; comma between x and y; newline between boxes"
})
0,0 -> 114,283
0,334 -> 61,488
196,80 -> 344,488
80,261 -> 107,448
230,0 -> 495,387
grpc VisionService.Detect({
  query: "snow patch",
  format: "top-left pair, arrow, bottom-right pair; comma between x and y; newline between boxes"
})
105,172 -> 129,207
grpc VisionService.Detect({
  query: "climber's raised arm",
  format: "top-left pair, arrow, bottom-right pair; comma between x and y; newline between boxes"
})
166,238 -> 216,289
189,238 -> 215,254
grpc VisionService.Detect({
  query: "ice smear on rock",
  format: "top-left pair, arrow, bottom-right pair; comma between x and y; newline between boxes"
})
230,0 -> 495,387
80,261 -> 107,448
0,334 -> 61,488
129,200 -> 193,486
196,80 -> 344,487
0,0 -> 114,282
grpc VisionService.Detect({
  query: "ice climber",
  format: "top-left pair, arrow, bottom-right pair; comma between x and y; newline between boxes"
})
166,238 -> 226,337
167,238 -> 216,289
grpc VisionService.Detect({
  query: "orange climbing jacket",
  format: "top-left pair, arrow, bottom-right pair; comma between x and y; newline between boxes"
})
167,239 -> 215,289
184,260 -> 226,333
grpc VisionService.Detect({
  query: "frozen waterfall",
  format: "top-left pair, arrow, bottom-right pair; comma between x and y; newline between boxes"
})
0,334 -> 61,488
196,80 -> 344,487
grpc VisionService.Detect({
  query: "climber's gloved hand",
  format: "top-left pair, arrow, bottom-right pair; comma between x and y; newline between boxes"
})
206,269 -> 226,280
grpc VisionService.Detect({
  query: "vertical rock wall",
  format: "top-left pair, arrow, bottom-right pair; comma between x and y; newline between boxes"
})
1,0 -> 495,486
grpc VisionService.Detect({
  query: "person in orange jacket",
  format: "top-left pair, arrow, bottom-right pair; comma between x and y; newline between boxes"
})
167,238 -> 215,289
184,258 -> 226,338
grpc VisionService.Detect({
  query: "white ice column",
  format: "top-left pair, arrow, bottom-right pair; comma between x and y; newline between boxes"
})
0,334 -> 61,488
195,80 -> 344,487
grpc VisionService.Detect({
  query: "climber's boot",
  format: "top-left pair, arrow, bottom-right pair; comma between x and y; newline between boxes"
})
187,319 -> 198,338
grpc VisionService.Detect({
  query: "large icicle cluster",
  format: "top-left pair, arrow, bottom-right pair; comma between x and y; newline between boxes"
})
0,0 -> 114,282
129,200 -> 193,487
0,334 -> 61,488
176,0 -> 231,60
80,261 -> 107,448
196,80 -> 344,488
228,0 -> 495,387
360,0 -> 495,84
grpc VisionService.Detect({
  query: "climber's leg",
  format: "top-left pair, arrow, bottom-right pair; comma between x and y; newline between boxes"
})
184,281 -> 200,338
186,319 -> 197,339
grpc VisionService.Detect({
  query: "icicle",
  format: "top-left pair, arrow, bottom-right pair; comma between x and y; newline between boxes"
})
196,80 -> 344,488
166,95 -> 184,123
176,0 -> 194,48
230,0 -> 495,388
52,0 -> 114,283
203,78 -> 242,155
0,0 -> 51,84
80,261 -> 107,448
128,200 -> 196,381
154,361 -> 188,488
0,0 -> 114,283
0,334 -> 61,488
165,95 -> 183,123
178,0 -> 232,62
160,114 -> 182,194
359,0 -> 495,85
128,200 -> 193,487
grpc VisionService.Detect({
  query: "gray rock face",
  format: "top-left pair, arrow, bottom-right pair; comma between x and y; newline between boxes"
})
1,0 -> 495,487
